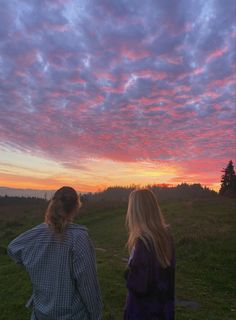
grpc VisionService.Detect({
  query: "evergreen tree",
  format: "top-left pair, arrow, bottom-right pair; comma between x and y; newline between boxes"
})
219,160 -> 236,197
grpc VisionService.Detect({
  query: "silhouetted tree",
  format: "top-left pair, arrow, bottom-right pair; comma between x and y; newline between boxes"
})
219,160 -> 236,197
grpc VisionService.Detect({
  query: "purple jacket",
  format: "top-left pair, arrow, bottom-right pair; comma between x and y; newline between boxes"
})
124,236 -> 175,320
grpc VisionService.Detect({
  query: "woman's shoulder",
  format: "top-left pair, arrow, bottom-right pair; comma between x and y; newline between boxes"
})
128,237 -> 153,267
14,223 -> 46,238
135,236 -> 153,256
68,223 -> 88,232
68,223 -> 91,244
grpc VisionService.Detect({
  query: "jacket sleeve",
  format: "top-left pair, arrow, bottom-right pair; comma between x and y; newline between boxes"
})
126,238 -> 150,296
73,232 -> 103,320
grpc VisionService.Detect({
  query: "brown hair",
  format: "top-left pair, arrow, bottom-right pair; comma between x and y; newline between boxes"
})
45,186 -> 81,236
126,189 -> 173,268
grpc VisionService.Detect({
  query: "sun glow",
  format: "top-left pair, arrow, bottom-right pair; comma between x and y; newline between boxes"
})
0,147 -> 220,192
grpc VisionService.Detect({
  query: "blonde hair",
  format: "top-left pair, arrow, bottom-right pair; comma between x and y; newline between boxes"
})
126,189 -> 172,268
45,186 -> 81,237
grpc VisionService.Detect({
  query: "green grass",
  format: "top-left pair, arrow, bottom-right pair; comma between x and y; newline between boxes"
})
0,198 -> 235,319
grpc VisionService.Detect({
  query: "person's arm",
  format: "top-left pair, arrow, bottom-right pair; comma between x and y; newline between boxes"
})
73,232 -> 103,320
125,238 -> 151,296
7,234 -> 25,266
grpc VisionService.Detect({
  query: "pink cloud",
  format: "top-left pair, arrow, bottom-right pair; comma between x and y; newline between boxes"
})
206,48 -> 228,63
121,47 -> 150,60
135,70 -> 167,80
0,0 -> 235,191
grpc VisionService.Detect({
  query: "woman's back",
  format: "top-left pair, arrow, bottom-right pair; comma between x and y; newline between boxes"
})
8,222 -> 102,320
125,189 -> 175,320
125,236 -> 175,320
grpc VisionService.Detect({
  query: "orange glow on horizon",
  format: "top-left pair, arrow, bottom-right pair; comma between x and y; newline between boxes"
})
0,148 -> 222,193
0,170 -> 220,193
1,180 -> 220,193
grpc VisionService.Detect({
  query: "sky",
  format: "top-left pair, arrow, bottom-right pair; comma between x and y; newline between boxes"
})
0,0 -> 236,193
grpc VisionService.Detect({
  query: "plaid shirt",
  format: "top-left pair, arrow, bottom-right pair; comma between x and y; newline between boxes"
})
7,223 -> 103,320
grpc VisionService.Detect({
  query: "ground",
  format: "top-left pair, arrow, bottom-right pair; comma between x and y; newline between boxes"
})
0,197 -> 235,319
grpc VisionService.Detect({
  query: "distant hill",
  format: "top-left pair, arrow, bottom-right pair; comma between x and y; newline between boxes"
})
89,183 -> 218,202
0,187 -> 55,199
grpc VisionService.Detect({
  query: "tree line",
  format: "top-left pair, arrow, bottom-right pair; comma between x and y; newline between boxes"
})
82,183 -> 217,210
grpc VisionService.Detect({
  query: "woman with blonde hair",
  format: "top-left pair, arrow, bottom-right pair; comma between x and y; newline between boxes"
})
8,186 -> 102,320
124,189 -> 175,320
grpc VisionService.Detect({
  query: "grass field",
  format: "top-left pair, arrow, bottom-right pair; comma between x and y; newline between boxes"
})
0,197 -> 235,319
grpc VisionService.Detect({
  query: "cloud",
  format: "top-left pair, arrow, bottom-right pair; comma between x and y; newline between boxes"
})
0,0 -> 235,189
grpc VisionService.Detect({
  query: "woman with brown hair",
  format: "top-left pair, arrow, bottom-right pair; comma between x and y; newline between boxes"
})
124,189 -> 175,320
8,186 -> 102,320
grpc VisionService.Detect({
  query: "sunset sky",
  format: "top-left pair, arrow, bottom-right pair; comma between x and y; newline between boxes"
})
0,0 -> 235,193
